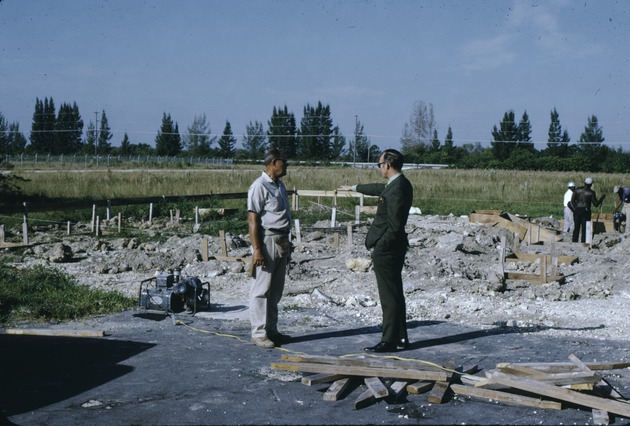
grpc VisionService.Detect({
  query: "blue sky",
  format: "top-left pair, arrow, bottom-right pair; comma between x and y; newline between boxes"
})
1,0 -> 628,153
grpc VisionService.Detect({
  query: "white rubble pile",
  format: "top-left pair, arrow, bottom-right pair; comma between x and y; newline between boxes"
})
9,213 -> 630,342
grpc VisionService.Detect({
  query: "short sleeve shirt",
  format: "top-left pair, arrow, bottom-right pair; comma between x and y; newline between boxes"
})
247,171 -> 291,232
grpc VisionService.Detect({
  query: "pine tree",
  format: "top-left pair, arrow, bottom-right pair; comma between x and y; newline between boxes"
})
516,111 -> 535,153
491,110 -> 518,161
579,115 -> 605,144
155,113 -> 182,156
267,105 -> 297,158
546,108 -> 570,157
120,133 -> 131,156
55,102 -> 83,154
430,129 -> 440,152
184,114 -> 215,156
97,110 -> 112,154
217,120 -> 236,158
330,127 -> 346,160
243,121 -> 267,159
298,101 -> 335,160
0,113 -> 8,155
29,97 -> 56,153
351,119 -> 369,162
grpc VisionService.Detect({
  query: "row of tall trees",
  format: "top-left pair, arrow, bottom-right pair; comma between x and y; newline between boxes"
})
2,97 -> 627,172
399,101 -> 625,173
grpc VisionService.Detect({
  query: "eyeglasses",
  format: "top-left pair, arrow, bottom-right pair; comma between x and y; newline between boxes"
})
376,162 -> 385,168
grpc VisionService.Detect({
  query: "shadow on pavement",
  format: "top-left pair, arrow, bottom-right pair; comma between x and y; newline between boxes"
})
0,334 -> 155,416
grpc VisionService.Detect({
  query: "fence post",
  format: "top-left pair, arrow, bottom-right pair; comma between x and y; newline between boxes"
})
294,219 -> 301,243
67,221 -> 71,235
149,203 -> 153,224
0,224 -> 4,243
331,206 -> 337,228
22,202 -> 29,244
106,200 -> 111,221
118,212 -> 122,233
91,204 -> 96,233
95,216 -> 100,236
347,224 -> 353,247
355,205 -> 360,224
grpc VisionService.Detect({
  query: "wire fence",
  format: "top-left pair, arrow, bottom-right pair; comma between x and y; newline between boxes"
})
2,154 -> 234,168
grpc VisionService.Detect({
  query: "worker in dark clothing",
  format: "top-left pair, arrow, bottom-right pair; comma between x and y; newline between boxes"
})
571,177 -> 606,243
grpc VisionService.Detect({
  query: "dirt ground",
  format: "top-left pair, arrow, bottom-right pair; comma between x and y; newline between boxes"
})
3,211 -> 630,425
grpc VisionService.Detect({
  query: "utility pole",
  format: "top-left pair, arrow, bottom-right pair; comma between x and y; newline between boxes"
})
94,111 -> 99,156
353,115 -> 358,167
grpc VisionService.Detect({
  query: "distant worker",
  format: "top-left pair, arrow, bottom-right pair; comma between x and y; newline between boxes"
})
563,181 -> 576,235
612,185 -> 630,234
571,177 -> 605,243
337,149 -> 413,353
247,148 -> 292,348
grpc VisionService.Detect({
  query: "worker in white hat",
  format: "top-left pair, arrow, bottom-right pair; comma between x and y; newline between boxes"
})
570,177 -> 606,243
563,181 -> 576,235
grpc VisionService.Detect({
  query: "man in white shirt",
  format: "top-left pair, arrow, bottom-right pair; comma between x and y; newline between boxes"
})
247,148 -> 292,348
563,181 -> 576,235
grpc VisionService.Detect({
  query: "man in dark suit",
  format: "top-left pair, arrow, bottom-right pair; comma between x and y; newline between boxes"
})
338,149 -> 414,352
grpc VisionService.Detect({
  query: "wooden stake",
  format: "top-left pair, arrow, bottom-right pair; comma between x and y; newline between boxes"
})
219,230 -> 227,257
294,219 -> 302,243
347,224 -> 353,247
202,236 -> 209,261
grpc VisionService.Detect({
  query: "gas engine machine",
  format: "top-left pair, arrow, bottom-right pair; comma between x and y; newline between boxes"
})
139,269 -> 210,314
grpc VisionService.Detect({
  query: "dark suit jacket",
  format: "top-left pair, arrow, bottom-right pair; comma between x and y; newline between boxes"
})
356,173 -> 413,252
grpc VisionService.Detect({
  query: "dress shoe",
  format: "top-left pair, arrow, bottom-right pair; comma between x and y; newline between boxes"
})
251,336 -> 275,348
268,332 -> 291,345
398,339 -> 410,350
364,341 -> 398,353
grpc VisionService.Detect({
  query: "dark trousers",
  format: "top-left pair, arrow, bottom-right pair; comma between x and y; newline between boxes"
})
572,207 -> 590,243
372,249 -> 408,344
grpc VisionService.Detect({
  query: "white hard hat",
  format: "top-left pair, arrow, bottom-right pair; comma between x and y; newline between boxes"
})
567,181 -> 575,188
585,177 -> 593,185
614,185 -> 620,193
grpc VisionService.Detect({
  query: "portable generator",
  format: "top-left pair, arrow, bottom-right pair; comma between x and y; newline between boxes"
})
138,269 -> 210,314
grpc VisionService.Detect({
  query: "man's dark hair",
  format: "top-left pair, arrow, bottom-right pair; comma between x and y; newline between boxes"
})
264,147 -> 285,165
382,149 -> 404,170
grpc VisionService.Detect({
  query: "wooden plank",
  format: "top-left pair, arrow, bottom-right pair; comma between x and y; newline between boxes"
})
495,361 -> 630,372
406,381 -> 434,395
427,360 -> 456,404
504,252 -> 577,266
388,381 -> 409,400
280,354 -> 447,373
365,377 -> 389,399
495,366 -> 601,386
427,381 -> 451,404
270,362 -> 449,382
451,384 -> 562,410
301,373 -> 347,386
354,388 -> 377,410
219,230 -> 227,257
323,377 -> 355,401
504,272 -> 564,285
3,328 -> 105,337
487,371 -> 630,418
569,353 -> 610,425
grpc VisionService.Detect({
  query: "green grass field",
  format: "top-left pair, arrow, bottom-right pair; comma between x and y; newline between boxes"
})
10,166 -> 628,219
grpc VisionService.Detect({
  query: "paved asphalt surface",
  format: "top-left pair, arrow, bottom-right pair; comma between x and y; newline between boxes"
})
2,308 -> 630,425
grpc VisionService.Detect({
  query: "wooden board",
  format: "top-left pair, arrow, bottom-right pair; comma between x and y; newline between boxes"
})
504,252 -> 578,266
271,361 -> 448,382
451,384 -> 562,410
495,361 -> 630,373
323,377 -> 355,401
3,328 -> 105,337
487,371 -> 630,418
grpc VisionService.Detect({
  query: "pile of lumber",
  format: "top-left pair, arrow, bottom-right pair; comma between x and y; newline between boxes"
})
271,353 -> 630,422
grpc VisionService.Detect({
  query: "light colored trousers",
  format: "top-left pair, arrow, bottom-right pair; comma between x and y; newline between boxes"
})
563,207 -> 574,233
249,235 -> 289,338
